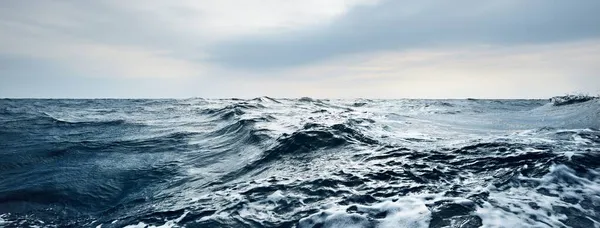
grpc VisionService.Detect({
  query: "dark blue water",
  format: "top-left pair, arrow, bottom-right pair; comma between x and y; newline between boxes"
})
0,97 -> 599,228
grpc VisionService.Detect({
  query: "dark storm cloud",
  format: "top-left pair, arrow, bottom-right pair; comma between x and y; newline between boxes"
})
209,0 -> 600,69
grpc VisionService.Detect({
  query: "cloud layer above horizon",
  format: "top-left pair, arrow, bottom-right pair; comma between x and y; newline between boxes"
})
1,0 -> 599,98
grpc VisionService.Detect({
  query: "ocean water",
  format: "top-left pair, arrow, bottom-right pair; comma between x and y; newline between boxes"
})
0,97 -> 599,228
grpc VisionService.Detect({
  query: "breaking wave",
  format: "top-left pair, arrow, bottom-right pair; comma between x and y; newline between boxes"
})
550,95 -> 599,106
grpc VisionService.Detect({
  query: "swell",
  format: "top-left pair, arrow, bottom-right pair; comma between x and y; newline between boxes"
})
0,132 -> 189,220
217,122 -> 378,183
200,102 -> 268,122
198,117 -> 275,160
0,133 -> 198,171
265,121 -> 378,157
0,112 -> 129,129
250,96 -> 281,103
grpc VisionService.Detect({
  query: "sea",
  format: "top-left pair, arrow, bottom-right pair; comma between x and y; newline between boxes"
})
0,96 -> 599,228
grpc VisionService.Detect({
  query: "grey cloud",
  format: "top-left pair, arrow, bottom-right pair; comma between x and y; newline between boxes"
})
209,0 -> 600,69
0,1 -> 207,57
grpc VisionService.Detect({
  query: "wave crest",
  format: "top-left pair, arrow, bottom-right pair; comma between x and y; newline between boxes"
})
550,94 -> 598,106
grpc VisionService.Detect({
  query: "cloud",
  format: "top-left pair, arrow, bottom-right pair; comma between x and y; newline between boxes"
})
209,0 -> 600,69
0,1 -> 208,79
127,0 -> 380,37
0,0 -> 377,79
0,0 -> 599,98
0,30 -> 202,79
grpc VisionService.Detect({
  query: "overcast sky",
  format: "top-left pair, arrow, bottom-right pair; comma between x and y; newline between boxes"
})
1,0 -> 599,98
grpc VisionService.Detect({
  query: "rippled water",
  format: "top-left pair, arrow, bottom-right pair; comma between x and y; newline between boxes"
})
0,97 -> 599,228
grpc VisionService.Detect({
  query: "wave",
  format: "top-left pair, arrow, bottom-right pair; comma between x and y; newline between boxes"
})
352,102 -> 368,107
531,97 -> 600,129
201,102 -> 266,120
272,123 -> 378,154
2,98 -> 600,227
217,122 -> 378,183
53,118 -> 128,127
250,96 -> 281,103
299,97 -> 318,102
206,117 -> 274,147
0,112 -> 129,129
550,94 -> 599,106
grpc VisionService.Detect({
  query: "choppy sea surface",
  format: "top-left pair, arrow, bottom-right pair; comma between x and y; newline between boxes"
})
1,97 -> 599,228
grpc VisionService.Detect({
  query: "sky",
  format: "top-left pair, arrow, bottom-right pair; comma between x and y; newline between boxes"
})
0,0 -> 599,98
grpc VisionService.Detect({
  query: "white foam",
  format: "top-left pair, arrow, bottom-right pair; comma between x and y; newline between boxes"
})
362,199 -> 431,228
564,151 -> 575,160
122,211 -> 189,228
266,190 -> 286,202
123,222 -> 147,228
475,189 -> 567,227
0,214 -> 6,226
298,197 -> 431,228
299,211 -> 371,228
477,164 -> 600,228
572,134 -> 593,145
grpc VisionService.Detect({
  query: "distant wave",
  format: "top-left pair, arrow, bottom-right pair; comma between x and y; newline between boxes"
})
550,94 -> 598,106
0,111 -> 129,128
251,96 -> 282,103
